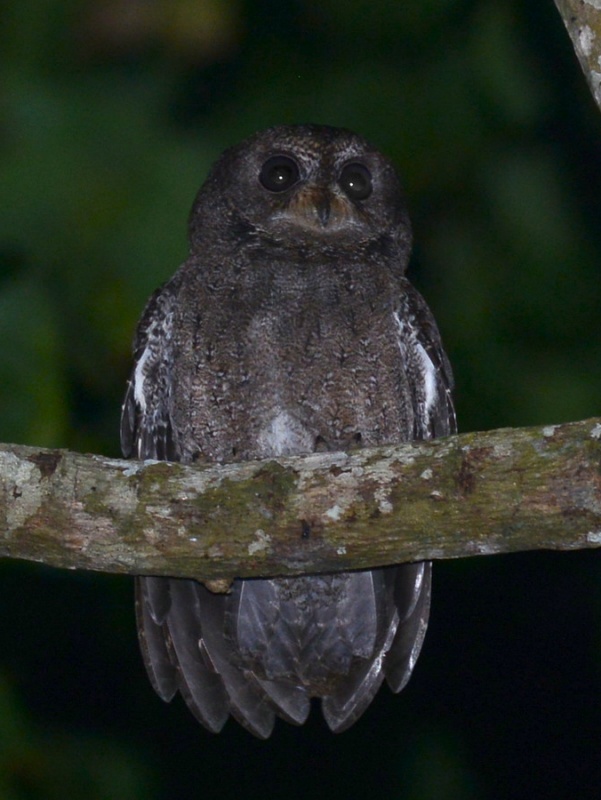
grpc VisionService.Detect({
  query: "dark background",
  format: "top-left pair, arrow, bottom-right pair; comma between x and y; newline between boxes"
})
2,1 -> 601,797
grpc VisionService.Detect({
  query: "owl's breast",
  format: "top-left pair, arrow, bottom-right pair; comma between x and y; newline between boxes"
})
172,287 -> 413,462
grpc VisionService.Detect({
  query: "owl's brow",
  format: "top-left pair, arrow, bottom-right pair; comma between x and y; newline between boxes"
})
258,141 -> 373,178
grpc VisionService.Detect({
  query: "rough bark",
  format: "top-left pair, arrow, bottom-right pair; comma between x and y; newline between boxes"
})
555,0 -> 601,109
1,417 -> 601,585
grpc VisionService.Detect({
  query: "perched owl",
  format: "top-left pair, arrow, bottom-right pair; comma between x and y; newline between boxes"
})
121,124 -> 456,738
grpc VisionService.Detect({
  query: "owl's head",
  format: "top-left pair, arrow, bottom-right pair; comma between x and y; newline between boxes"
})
189,124 -> 412,268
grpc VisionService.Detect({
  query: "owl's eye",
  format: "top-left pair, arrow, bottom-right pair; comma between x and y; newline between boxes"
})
338,163 -> 373,201
259,156 -> 300,192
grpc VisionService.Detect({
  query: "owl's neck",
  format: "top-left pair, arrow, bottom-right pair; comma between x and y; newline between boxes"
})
183,246 -> 401,314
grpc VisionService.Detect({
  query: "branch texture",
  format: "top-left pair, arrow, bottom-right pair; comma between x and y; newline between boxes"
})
1,418 -> 601,583
555,0 -> 601,109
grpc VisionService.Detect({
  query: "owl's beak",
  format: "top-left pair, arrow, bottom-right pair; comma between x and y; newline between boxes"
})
282,185 -> 353,231
314,192 -> 331,227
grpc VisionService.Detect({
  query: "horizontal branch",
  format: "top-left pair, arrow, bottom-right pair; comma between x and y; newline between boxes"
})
1,418 -> 601,584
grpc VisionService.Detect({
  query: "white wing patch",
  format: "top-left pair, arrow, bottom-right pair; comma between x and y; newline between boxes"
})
415,341 -> 437,416
392,310 -> 439,434
121,292 -> 177,461
133,344 -> 152,413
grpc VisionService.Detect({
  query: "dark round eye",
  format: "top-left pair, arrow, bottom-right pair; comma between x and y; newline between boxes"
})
259,155 -> 300,192
338,163 -> 373,201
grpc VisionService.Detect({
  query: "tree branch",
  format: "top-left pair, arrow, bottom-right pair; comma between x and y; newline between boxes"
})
1,418 -> 601,585
555,0 -> 601,110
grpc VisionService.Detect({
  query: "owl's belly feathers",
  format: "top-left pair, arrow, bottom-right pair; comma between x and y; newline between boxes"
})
173,301 -> 414,462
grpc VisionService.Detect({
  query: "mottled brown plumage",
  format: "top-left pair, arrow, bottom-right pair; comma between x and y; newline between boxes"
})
121,124 -> 456,737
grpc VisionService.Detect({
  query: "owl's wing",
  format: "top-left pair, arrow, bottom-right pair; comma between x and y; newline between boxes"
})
321,563 -> 429,731
120,281 -> 245,735
375,283 -> 456,695
394,280 -> 457,440
120,284 -> 180,462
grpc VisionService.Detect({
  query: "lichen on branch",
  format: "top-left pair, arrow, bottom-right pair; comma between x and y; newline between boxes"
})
2,418 -> 601,583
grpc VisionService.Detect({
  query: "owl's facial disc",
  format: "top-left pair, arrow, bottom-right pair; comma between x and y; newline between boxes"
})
254,149 -> 376,235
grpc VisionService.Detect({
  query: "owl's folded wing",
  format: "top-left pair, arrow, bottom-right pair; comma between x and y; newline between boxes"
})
120,281 -> 180,461
395,281 -> 457,440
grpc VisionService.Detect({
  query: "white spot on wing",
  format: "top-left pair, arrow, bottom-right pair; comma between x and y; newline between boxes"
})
393,310 -> 438,424
133,345 -> 151,412
415,342 -> 437,415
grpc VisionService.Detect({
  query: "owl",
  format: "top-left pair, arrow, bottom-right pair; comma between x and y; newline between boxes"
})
121,124 -> 456,738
